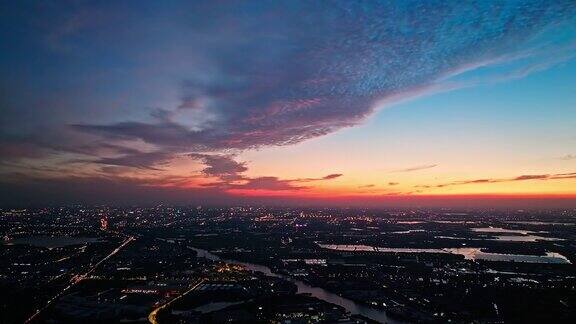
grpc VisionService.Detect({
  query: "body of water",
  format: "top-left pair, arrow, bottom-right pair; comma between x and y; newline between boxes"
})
471,227 -> 533,234
470,227 -> 563,242
188,246 -> 399,324
445,248 -> 571,264
492,235 -> 562,242
318,244 -> 571,264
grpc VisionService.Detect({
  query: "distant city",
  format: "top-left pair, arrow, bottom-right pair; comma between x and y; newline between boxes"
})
1,206 -> 575,323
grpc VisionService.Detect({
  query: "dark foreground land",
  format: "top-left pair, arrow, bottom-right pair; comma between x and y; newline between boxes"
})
1,206 -> 575,323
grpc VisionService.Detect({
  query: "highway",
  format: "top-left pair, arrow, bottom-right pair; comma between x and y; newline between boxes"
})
24,234 -> 135,323
148,279 -> 205,324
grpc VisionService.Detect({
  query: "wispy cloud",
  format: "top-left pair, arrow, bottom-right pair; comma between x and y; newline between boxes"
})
92,151 -> 173,171
418,172 -> 576,189
201,173 -> 342,192
298,174 -> 343,182
392,164 -> 437,173
322,173 -> 343,180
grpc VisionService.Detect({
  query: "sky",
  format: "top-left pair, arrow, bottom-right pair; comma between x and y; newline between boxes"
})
1,0 -> 576,208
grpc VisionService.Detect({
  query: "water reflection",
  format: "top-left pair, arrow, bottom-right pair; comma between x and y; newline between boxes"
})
189,247 -> 399,324
318,244 -> 571,264
445,248 -> 571,264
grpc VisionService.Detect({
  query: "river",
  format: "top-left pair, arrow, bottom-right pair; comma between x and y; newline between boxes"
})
188,246 -> 400,324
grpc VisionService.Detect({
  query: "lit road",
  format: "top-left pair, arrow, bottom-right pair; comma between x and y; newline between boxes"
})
24,234 -> 135,323
148,279 -> 204,324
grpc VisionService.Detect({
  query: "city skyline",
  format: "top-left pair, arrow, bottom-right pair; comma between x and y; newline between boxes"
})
2,1 -> 576,207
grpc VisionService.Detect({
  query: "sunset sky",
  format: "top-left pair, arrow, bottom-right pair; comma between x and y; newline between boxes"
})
1,1 -> 576,207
